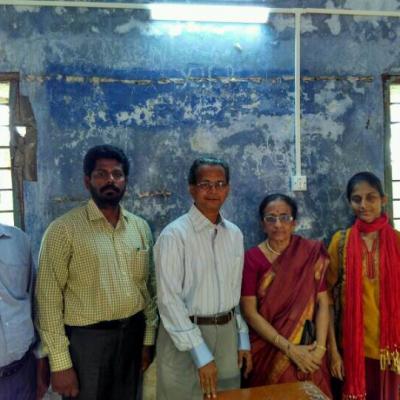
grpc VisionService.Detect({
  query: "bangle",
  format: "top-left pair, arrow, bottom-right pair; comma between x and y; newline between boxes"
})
273,334 -> 280,346
316,344 -> 326,351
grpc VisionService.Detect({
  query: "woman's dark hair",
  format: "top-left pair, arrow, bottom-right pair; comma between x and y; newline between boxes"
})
258,193 -> 298,220
188,157 -> 230,185
346,171 -> 385,201
83,145 -> 130,177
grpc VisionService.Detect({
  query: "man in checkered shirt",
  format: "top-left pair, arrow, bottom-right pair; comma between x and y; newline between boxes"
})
36,145 -> 158,399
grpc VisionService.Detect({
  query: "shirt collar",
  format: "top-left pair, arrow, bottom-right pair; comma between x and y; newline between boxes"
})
0,224 -> 12,238
188,204 -> 227,232
86,199 -> 128,224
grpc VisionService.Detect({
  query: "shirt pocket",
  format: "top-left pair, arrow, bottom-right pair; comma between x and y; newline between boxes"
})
125,247 -> 150,283
0,259 -> 30,300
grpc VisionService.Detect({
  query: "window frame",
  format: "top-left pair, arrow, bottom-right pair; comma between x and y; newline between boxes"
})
383,74 -> 400,228
0,72 -> 23,228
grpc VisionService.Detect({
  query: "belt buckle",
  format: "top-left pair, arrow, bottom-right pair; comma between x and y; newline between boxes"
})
214,315 -> 219,324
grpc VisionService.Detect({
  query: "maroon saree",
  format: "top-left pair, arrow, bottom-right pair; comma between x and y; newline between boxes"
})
244,235 -> 332,398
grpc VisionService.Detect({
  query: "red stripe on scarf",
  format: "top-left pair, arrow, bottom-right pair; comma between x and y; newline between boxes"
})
343,214 -> 400,399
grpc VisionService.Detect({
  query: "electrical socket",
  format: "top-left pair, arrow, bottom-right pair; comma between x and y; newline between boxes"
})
291,175 -> 307,191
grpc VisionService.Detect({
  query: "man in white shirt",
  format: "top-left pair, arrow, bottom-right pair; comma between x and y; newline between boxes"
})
155,157 -> 252,400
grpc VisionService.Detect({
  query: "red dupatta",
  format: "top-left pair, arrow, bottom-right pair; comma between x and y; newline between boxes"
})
248,235 -> 329,387
343,214 -> 400,400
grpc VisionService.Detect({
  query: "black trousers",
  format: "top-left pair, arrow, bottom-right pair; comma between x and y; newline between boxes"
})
64,312 -> 145,400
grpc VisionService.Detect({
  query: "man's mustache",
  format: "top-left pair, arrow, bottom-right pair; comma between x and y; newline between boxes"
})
100,184 -> 121,193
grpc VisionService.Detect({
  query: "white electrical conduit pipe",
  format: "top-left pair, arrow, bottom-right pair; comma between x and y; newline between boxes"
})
1,2 -> 399,183
2,2 -> 400,17
294,10 -> 301,178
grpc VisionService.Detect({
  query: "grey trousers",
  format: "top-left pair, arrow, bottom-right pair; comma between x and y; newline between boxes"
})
156,319 -> 240,400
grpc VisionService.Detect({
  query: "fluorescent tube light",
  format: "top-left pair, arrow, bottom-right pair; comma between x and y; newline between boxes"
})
149,3 -> 270,24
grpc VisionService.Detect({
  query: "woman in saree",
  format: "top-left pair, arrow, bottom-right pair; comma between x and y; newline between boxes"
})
327,172 -> 400,400
241,193 -> 332,398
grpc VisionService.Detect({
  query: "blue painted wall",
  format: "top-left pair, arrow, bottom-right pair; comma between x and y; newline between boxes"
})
1,0 -> 399,254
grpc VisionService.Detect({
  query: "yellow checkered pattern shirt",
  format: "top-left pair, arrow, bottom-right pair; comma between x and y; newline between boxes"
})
36,200 -> 158,372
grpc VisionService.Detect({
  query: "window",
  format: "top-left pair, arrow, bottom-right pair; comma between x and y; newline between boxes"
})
0,81 -> 14,226
389,84 -> 400,230
384,77 -> 400,230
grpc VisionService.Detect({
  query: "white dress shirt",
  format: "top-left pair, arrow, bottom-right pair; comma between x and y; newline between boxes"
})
155,205 -> 250,368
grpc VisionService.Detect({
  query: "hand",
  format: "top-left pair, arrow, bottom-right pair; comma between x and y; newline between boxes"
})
238,350 -> 252,379
287,343 -> 320,373
329,349 -> 344,380
198,361 -> 217,399
36,357 -> 50,400
310,345 -> 326,364
141,345 -> 155,372
51,368 -> 79,398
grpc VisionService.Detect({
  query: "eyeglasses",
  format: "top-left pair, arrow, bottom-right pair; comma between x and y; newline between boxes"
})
196,181 -> 228,191
263,214 -> 294,224
92,170 -> 125,181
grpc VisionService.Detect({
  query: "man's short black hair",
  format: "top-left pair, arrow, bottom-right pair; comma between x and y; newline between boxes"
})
83,145 -> 130,177
188,157 -> 230,185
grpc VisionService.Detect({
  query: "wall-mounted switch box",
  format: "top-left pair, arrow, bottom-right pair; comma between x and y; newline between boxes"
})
291,175 -> 307,191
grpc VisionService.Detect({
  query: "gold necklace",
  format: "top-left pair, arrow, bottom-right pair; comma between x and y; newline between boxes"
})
265,239 -> 281,255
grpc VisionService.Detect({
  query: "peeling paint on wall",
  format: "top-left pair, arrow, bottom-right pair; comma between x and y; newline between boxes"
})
0,2 -> 397,254
325,14 -> 342,35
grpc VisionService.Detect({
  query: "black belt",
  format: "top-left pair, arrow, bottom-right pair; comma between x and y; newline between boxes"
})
189,310 -> 234,325
66,312 -> 144,331
0,348 -> 32,379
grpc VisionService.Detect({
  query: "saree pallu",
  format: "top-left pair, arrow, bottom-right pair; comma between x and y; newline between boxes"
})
247,235 -> 332,398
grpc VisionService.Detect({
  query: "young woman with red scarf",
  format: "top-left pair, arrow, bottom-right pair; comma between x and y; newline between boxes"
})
327,172 -> 400,400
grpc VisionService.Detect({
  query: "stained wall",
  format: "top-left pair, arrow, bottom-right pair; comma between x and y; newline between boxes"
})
1,0 -> 398,252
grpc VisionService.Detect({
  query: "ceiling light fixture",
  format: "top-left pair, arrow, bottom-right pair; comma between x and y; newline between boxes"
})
148,3 -> 270,24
